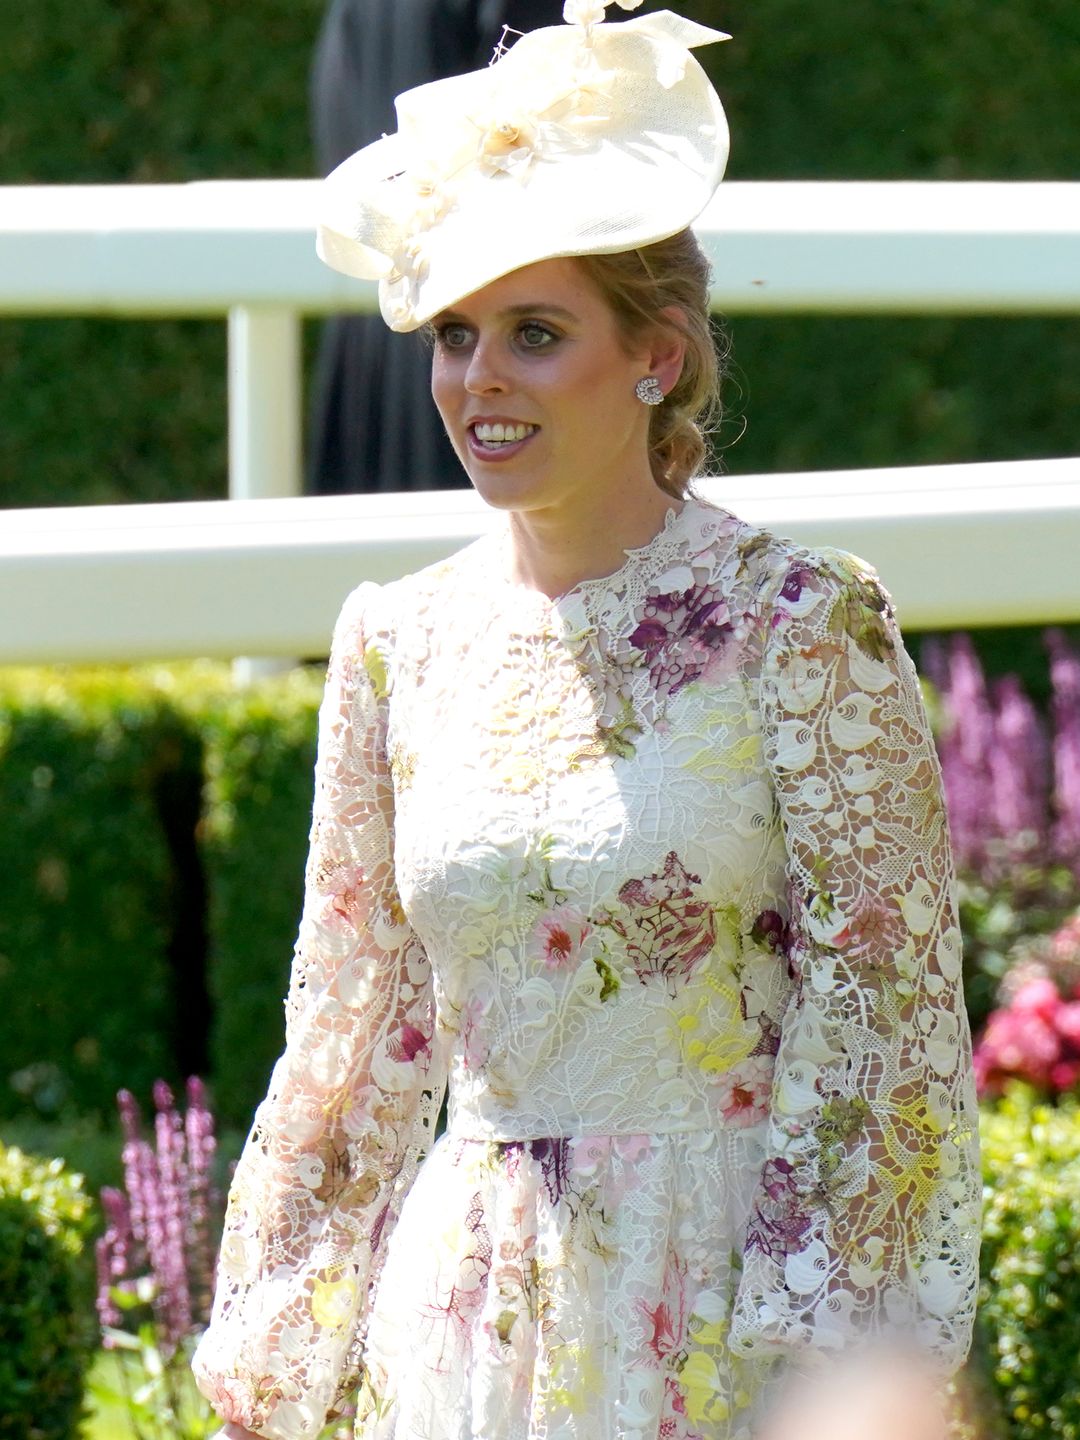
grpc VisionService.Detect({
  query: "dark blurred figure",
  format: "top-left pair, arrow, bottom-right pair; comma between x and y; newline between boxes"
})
307,0 -> 566,495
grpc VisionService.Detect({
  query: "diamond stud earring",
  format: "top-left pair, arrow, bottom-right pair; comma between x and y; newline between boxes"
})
634,376 -> 665,406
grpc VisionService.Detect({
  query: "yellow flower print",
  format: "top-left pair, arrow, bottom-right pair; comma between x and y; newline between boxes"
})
545,1340 -> 604,1417
500,755 -> 546,793
675,991 -> 756,1077
682,711 -> 762,785
681,1342 -> 729,1426
310,1271 -> 357,1331
362,644 -> 390,699
389,743 -> 417,792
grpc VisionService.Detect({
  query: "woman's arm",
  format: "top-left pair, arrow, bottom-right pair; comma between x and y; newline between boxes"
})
191,581 -> 447,1440
730,546 -> 981,1369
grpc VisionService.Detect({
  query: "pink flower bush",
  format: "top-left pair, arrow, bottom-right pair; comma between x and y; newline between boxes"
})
975,974 -> 1080,1098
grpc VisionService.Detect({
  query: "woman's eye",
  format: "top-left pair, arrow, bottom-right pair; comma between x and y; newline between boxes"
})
519,322 -> 556,349
436,323 -> 472,349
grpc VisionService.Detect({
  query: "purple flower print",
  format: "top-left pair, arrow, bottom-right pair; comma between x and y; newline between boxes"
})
611,851 -> 717,996
499,1137 -> 572,1206
628,581 -> 737,699
743,1157 -> 813,1262
779,566 -> 810,604
462,988 -> 493,1071
750,908 -> 791,959
629,619 -> 669,655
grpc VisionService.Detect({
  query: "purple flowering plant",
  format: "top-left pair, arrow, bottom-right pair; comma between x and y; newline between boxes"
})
923,628 -> 1080,1034
925,628 -> 1080,885
92,1076 -> 224,1439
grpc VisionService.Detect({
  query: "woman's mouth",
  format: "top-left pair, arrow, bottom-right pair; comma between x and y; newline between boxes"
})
467,421 -> 539,460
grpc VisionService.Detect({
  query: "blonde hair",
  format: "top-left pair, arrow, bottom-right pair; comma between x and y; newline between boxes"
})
575,228 -> 727,500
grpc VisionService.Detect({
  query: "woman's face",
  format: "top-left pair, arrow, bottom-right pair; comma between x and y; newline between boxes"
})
429,257 -> 660,517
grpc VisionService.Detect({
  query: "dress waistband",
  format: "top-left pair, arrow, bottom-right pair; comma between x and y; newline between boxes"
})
443,1089 -> 759,1144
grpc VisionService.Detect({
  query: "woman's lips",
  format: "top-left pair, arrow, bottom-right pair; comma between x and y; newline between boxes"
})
465,425 -> 539,463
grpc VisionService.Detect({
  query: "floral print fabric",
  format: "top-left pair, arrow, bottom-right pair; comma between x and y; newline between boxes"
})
191,496 -> 981,1440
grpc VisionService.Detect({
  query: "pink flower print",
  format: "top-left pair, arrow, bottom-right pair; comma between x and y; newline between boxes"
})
316,857 -> 367,931
713,1055 -> 773,1128
570,1134 -> 612,1177
462,989 -> 492,1071
533,906 -> 591,971
196,1374 -> 269,1432
641,1297 -> 679,1361
423,1190 -> 492,1341
844,890 -> 898,960
637,1252 -> 690,1365
385,1022 -> 431,1064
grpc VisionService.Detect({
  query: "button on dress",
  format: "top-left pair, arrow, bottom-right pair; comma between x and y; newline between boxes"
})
191,495 -> 981,1440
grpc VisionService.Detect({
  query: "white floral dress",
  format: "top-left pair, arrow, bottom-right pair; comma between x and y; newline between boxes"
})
191,494 -> 981,1440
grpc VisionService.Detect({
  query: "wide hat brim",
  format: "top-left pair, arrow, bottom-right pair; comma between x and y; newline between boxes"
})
315,10 -> 730,332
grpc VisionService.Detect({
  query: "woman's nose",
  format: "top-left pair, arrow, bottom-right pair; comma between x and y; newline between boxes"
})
464,337 -> 508,394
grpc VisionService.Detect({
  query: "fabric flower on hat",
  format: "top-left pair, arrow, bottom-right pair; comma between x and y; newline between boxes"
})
471,106 -> 542,178
563,0 -> 643,28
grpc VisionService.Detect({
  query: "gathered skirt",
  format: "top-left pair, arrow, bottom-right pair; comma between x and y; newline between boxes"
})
357,1123 -> 781,1440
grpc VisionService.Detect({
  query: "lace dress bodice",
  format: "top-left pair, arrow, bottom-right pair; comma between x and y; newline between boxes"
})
192,495 -> 981,1440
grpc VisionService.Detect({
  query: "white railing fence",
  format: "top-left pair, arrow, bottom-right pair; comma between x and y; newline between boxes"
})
4,459 -> 1080,666
2,179 -> 1079,666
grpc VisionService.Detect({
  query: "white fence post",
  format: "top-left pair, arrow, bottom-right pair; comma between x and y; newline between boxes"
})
227,304 -> 303,684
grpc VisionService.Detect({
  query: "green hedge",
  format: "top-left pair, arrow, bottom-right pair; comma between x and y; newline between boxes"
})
0,1142 -> 94,1440
978,1087 -> 1080,1439
0,669 -> 189,1120
196,667 -> 326,1128
0,660 -> 324,1128
2,0 -> 1079,509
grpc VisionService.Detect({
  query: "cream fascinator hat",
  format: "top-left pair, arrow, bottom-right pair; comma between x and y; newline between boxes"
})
315,1 -> 730,332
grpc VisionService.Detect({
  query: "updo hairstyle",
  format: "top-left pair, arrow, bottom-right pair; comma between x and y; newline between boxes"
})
575,227 -> 727,499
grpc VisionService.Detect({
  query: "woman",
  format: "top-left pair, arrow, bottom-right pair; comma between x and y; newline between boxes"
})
193,6 -> 982,1439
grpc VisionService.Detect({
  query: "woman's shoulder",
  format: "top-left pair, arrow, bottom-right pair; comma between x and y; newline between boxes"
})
693,495 -> 889,609
334,531 -> 494,648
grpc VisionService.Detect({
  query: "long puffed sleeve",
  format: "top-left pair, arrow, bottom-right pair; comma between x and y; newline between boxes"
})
192,581 -> 447,1440
730,545 -> 981,1371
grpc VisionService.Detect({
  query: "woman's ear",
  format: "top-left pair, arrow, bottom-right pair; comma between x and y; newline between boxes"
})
647,305 -> 689,396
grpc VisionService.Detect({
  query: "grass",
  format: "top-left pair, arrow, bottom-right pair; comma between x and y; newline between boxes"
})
81,1347 -> 219,1440
81,1351 -> 132,1440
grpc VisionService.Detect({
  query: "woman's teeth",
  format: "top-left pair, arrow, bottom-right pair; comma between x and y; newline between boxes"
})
473,422 -> 537,446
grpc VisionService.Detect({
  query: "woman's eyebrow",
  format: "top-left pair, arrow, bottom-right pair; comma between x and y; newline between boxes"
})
436,303 -> 579,324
